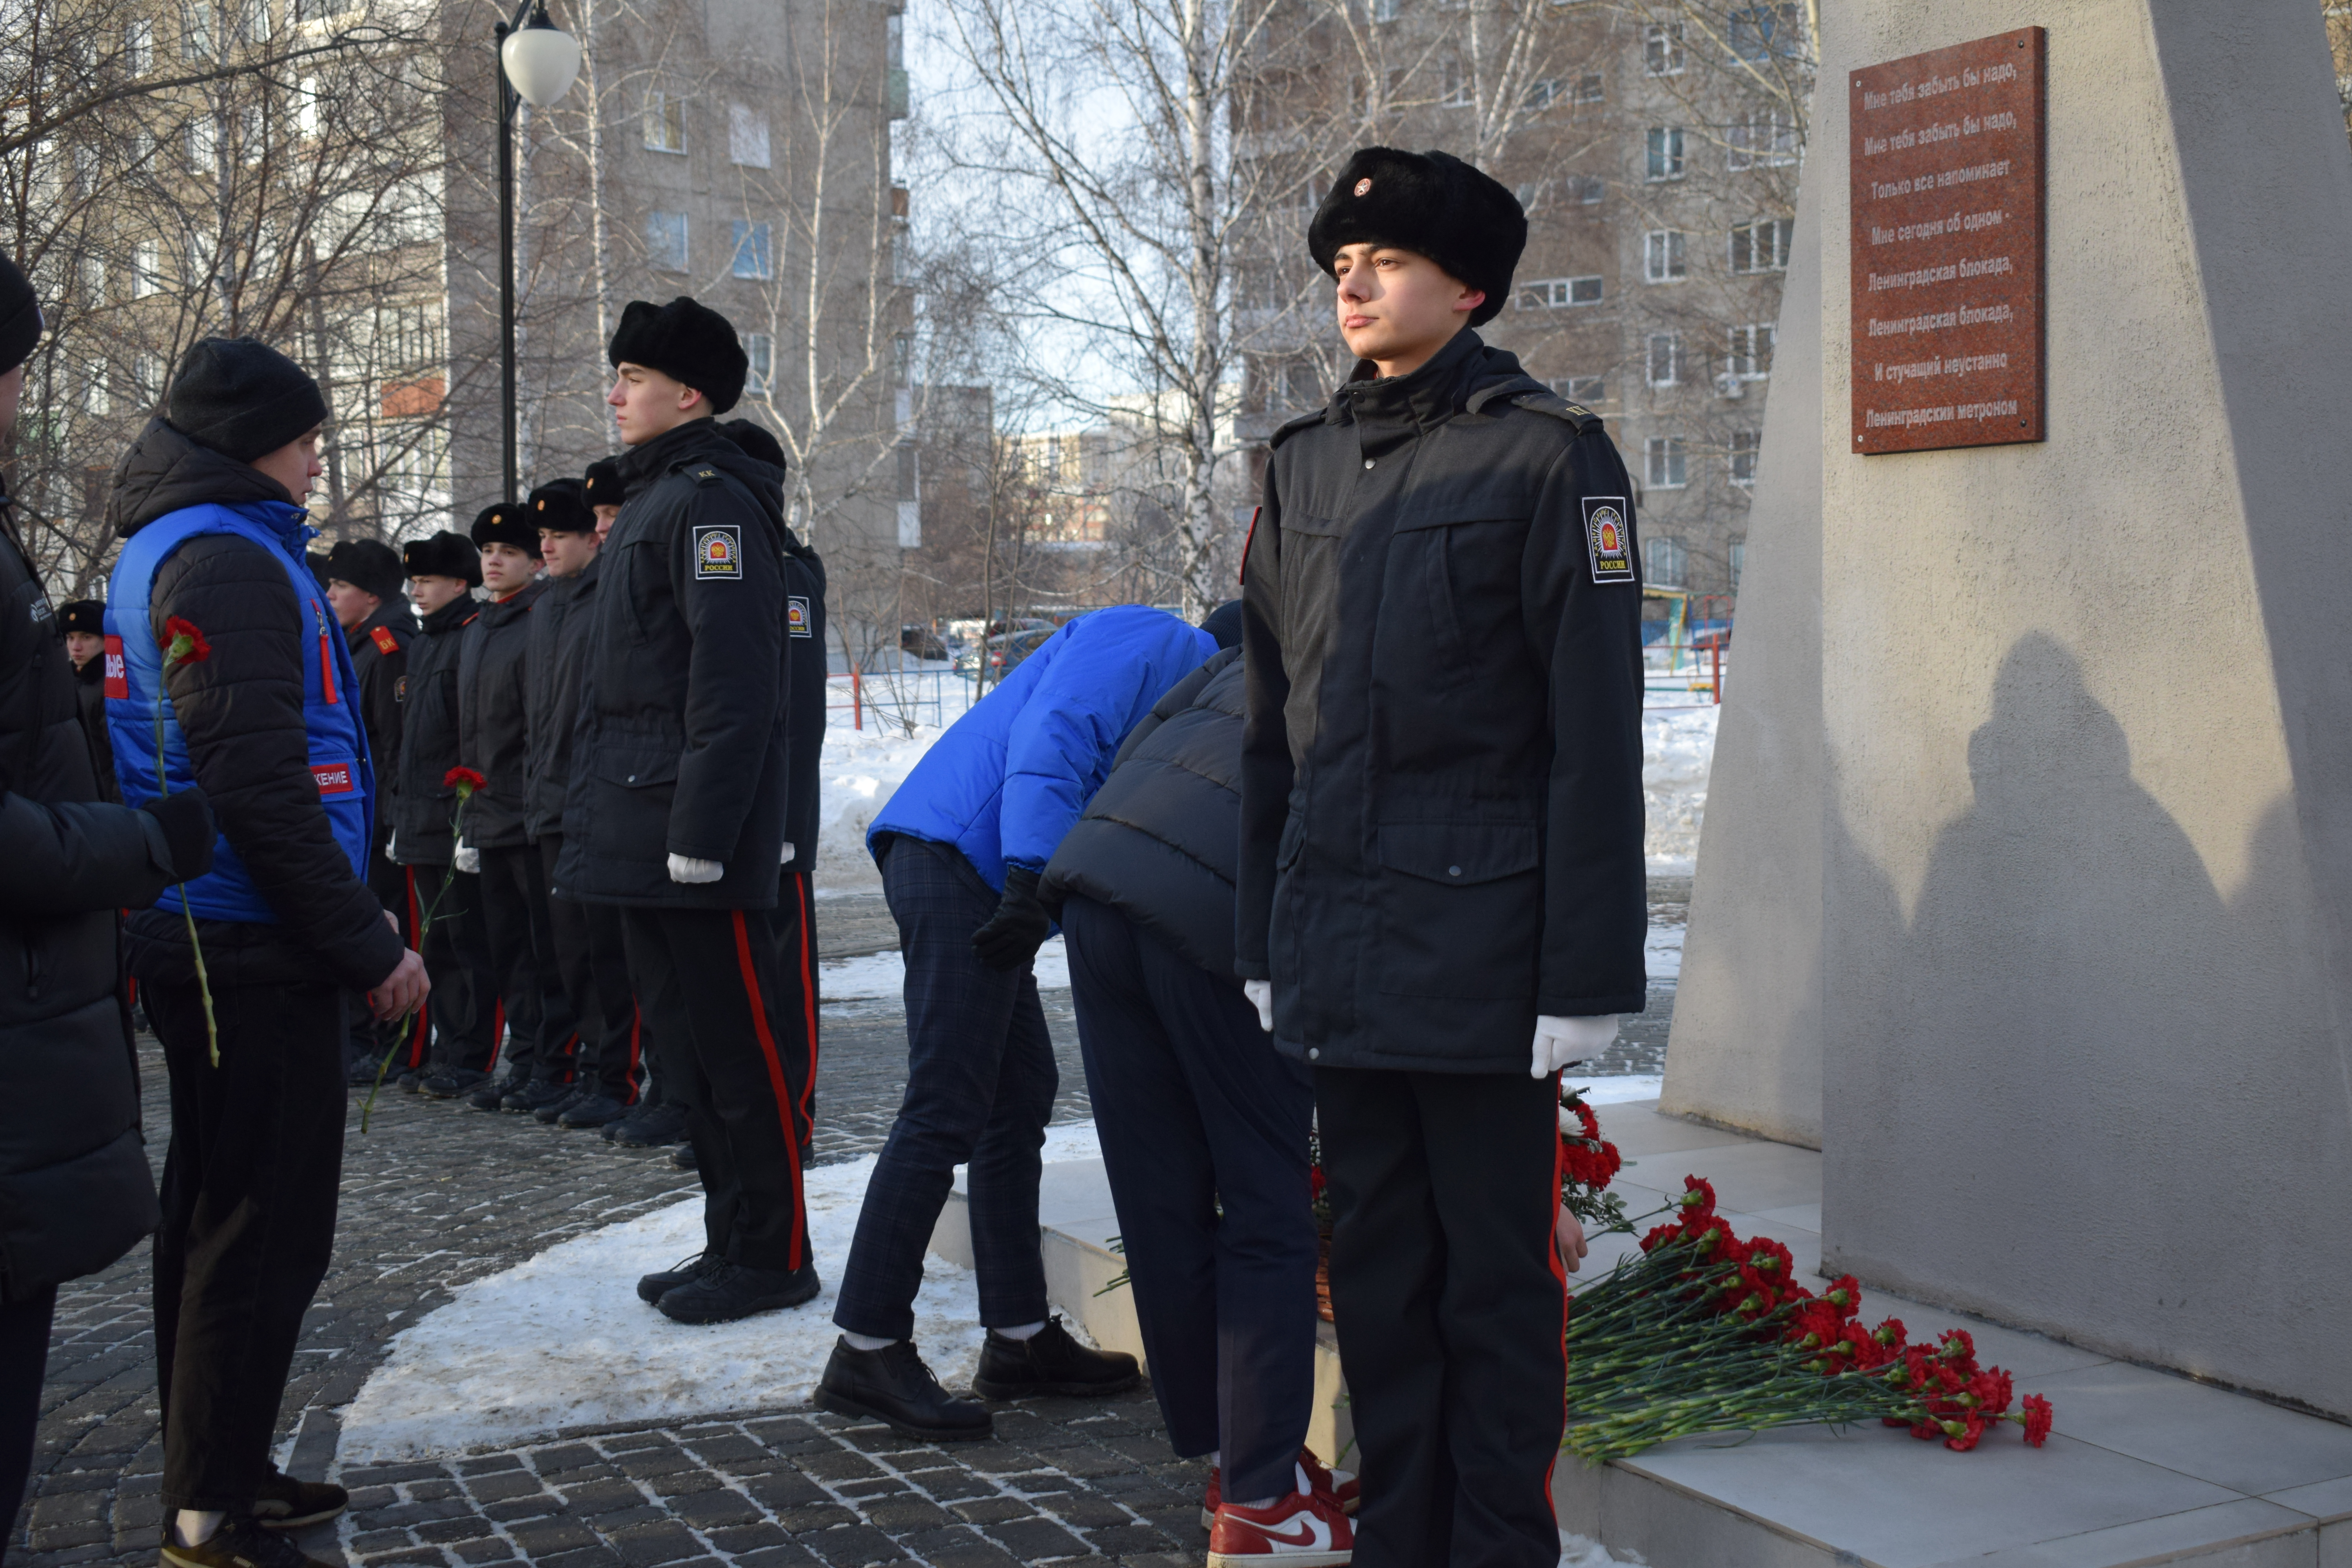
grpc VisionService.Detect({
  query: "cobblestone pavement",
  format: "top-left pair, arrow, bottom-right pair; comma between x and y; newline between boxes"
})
16,883 -> 1683,1567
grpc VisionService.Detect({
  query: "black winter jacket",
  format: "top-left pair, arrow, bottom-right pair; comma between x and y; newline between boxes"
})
0,486 -> 172,1302
1237,329 -> 1648,1074
1043,647 -> 1241,980
524,557 -> 598,842
779,533 -> 826,864
455,576 -> 547,850
392,594 -> 481,866
109,423 -> 405,993
347,596 -> 414,830
559,420 -> 793,909
74,655 -> 120,802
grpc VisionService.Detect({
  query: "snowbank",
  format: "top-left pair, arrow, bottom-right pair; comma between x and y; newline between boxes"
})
821,935 -> 1070,1001
1643,706 -> 1718,875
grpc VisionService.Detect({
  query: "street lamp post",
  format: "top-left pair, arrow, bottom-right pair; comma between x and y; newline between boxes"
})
492,0 -> 582,500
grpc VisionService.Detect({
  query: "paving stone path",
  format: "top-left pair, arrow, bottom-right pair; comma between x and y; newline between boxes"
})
16,887 -> 1680,1567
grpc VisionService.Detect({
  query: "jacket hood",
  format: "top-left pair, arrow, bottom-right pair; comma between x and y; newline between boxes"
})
109,417 -> 298,539
621,419 -> 800,549
1294,331 -> 1550,441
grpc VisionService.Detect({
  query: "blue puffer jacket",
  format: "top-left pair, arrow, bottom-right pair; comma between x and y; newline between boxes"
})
868,606 -> 1218,890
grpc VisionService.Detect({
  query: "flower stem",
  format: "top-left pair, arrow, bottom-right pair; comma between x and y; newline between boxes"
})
155,682 -> 218,1067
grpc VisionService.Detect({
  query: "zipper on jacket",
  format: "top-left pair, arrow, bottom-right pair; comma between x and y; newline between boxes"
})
314,599 -> 341,704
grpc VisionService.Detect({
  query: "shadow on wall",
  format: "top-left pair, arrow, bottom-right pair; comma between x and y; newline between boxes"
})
1824,632 -> 2349,1410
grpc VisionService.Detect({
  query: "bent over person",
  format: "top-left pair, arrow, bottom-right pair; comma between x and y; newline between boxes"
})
1237,150 -> 1647,1568
105,337 -> 428,1568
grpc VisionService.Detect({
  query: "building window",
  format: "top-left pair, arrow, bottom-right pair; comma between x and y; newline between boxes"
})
182,1 -> 212,58
1645,126 -> 1684,181
1523,77 -> 1565,111
1727,111 -> 1800,170
186,116 -> 216,173
646,210 -> 688,272
125,17 -> 154,73
886,12 -> 909,117
643,90 -> 687,154
78,252 -> 104,303
1730,216 -> 1794,274
1727,323 -> 1775,379
1646,332 -> 1682,388
296,75 -> 319,136
1730,537 -> 1746,588
83,363 -> 111,416
1731,432 -> 1760,486
892,332 -> 912,386
1645,438 -> 1688,492
239,104 -> 264,164
1644,229 -> 1688,283
731,220 -> 772,279
1560,374 -> 1606,403
729,103 -> 770,167
744,332 -> 772,395
134,352 -> 162,399
133,240 -> 162,297
1644,533 -> 1686,583
1518,275 -> 1603,309
1576,72 -> 1604,103
1729,4 -> 1803,61
1441,64 -> 1473,107
1644,22 -> 1683,74
1568,173 -> 1605,205
1372,0 -> 1401,21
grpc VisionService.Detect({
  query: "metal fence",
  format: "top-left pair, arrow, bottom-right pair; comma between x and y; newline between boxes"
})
826,668 -> 975,732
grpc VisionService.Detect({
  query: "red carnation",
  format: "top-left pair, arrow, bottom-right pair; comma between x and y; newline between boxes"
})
2019,1394 -> 2054,1447
1943,1412 -> 1987,1452
1821,1275 -> 1861,1320
445,766 -> 487,799
1678,1176 -> 1718,1220
1309,1165 -> 1327,1201
160,616 -> 212,666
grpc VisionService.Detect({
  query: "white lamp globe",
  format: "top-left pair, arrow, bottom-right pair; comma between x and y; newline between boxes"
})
501,15 -> 581,108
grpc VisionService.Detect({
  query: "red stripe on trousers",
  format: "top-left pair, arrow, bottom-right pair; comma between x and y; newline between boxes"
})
486,998 -> 506,1073
404,867 -> 429,1066
794,875 -> 818,1129
731,909 -> 807,1269
625,1004 -> 643,1105
1544,1073 -> 1569,1524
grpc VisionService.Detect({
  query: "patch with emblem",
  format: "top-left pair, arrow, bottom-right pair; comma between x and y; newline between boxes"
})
395,674 -> 409,702
1582,497 -> 1636,584
370,625 -> 400,655
787,595 -> 812,637
693,524 -> 742,580
312,759 -> 357,796
1354,178 -> 1373,196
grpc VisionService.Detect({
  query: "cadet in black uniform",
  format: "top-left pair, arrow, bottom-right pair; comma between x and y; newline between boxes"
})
393,530 -> 501,1096
56,599 -> 118,801
323,538 -> 417,1083
1238,150 -> 1646,1568
559,298 -> 816,1325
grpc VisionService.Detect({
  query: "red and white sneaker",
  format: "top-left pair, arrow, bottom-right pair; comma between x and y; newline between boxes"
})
1206,1464 -> 1354,1566
1203,1451 -> 1359,1528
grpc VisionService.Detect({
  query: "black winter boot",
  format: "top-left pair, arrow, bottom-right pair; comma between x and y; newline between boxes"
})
654,1260 -> 822,1323
251,1465 -> 347,1529
972,1316 -> 1141,1399
815,1338 -> 994,1441
637,1250 -> 723,1304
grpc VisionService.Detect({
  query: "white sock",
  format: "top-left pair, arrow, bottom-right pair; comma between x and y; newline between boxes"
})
174,1509 -> 226,1548
842,1331 -> 899,1352
1207,1450 -> 1221,1468
995,1319 -> 1046,1341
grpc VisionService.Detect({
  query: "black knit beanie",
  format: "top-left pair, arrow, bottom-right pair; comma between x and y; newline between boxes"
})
325,537 -> 406,601
717,417 -> 788,472
167,337 -> 329,462
402,530 -> 483,587
608,297 -> 748,415
582,458 -> 625,511
0,254 -> 41,378
1307,149 -> 1527,328
527,477 -> 594,535
57,599 -> 105,637
1199,599 -> 1243,651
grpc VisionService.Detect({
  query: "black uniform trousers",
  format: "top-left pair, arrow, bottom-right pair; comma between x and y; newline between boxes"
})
621,904 -> 811,1271
1315,1067 -> 1566,1568
346,828 -> 415,1076
541,834 -> 642,1102
414,863 -> 499,1074
476,843 -> 576,1083
1061,896 -> 1317,1506
147,978 -> 345,1514
0,1284 -> 56,1565
835,836 -> 1056,1341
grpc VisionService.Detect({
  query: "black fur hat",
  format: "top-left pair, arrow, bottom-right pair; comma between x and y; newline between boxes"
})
469,501 -> 541,558
528,477 -> 594,535
402,529 -> 482,586
582,458 -> 625,511
608,296 -> 748,415
324,538 -> 405,601
57,599 -> 105,637
0,254 -> 42,378
716,417 -> 788,472
1307,148 -> 1527,328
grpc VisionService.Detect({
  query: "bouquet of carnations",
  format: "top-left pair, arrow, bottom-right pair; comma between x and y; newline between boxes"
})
1555,1089 -> 2053,1463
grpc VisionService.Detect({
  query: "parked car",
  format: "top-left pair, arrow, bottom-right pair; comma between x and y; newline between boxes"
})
901,624 -> 949,661
985,624 -> 1056,673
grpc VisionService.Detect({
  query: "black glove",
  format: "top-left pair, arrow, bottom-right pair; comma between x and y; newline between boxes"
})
971,865 -> 1051,972
142,788 -> 216,883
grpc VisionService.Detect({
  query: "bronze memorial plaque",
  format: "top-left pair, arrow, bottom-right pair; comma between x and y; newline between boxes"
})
1850,27 -> 2045,454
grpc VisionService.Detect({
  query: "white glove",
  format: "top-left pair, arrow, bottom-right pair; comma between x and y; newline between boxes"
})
668,853 -> 724,884
453,840 -> 479,874
1243,979 -> 1273,1033
385,829 -> 397,862
1532,1013 -> 1620,1078
780,841 -> 796,865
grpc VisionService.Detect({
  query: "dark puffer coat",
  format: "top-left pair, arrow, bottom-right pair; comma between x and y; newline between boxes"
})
0,485 -> 172,1301
347,595 -> 415,823
391,593 -> 481,866
74,653 -> 120,802
1042,647 -> 1241,979
1237,328 -> 1648,1074
455,576 -> 547,850
558,420 -> 793,910
524,557 -> 599,842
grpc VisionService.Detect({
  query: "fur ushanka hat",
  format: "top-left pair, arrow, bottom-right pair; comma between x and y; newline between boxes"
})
1307,147 -> 1528,327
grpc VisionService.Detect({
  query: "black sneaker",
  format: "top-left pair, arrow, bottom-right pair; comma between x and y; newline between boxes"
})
533,1084 -> 588,1123
505,1078 -> 572,1116
418,1067 -> 489,1100
637,1249 -> 723,1303
463,1079 -> 510,1111
396,1068 -> 424,1093
344,1053 -> 387,1089
608,1100 -> 690,1146
672,1140 -> 699,1170
815,1338 -> 993,1441
251,1465 -> 347,1530
972,1316 -> 1141,1399
655,1260 -> 822,1323
558,1092 -> 630,1129
161,1516 -> 334,1568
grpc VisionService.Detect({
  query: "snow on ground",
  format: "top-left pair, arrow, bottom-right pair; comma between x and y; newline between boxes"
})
821,936 -> 1069,1002
1643,705 -> 1718,875
1644,918 -> 1683,982
1558,1532 -> 1642,1566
